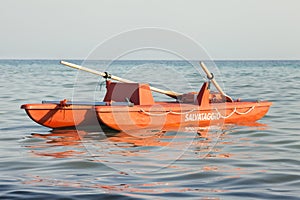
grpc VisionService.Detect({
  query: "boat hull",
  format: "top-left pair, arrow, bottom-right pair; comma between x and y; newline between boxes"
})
21,104 -> 99,129
96,101 -> 272,131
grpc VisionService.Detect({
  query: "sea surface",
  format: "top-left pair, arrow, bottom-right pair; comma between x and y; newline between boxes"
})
0,60 -> 299,199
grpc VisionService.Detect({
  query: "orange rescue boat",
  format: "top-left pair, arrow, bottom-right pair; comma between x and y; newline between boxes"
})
21,61 -> 272,131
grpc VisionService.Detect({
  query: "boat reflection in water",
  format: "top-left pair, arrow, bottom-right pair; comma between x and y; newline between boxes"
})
28,129 -> 89,158
27,121 -> 267,162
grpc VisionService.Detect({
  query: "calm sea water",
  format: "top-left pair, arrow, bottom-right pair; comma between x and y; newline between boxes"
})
0,60 -> 299,199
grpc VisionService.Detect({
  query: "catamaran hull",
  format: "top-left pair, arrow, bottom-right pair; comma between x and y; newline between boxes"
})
96,101 -> 271,131
21,104 -> 99,129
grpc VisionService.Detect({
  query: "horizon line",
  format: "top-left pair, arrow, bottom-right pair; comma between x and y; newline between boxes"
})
0,58 -> 299,61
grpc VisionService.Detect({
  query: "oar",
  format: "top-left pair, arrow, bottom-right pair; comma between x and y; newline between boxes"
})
199,62 -> 233,102
60,61 -> 182,99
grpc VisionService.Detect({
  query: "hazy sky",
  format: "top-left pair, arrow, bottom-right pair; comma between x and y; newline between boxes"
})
0,0 -> 299,60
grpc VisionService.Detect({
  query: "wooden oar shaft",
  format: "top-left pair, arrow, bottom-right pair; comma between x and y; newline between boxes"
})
60,61 -> 134,83
200,62 -> 232,101
60,61 -> 182,99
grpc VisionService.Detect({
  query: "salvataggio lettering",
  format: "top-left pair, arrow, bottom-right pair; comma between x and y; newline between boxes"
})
185,112 -> 220,122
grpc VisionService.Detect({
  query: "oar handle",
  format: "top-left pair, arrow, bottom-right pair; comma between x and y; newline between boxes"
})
200,62 -> 233,102
60,61 -> 182,99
